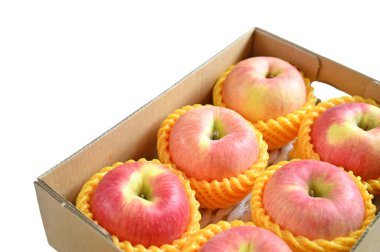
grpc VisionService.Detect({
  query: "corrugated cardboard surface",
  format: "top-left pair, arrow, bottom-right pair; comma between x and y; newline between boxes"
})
35,28 -> 380,252
352,213 -> 380,251
35,182 -> 120,252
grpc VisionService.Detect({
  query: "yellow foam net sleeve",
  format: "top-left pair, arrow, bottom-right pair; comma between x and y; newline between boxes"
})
157,104 -> 269,209
289,95 -> 380,195
213,65 -> 317,151
250,159 -> 376,252
182,220 -> 254,252
75,158 -> 201,252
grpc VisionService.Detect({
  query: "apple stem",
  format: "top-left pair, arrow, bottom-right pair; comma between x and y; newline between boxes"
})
139,193 -> 146,199
211,130 -> 220,140
308,189 -> 315,197
266,71 -> 279,78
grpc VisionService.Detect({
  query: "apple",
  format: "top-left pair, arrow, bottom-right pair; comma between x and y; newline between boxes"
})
222,56 -> 306,122
90,161 -> 190,247
263,160 -> 365,240
199,226 -> 291,252
168,105 -> 259,181
311,102 -> 380,180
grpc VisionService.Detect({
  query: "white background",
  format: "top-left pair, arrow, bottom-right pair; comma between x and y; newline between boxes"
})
1,1 -> 379,251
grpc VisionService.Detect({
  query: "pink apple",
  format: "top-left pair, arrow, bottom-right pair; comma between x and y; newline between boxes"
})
311,102 -> 380,180
200,226 -> 291,252
222,56 -> 306,122
90,162 -> 190,247
263,160 -> 365,240
168,106 -> 259,181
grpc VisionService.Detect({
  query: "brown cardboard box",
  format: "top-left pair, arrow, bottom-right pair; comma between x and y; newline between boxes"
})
34,28 -> 380,252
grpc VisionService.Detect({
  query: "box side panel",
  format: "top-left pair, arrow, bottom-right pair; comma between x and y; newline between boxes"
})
252,28 -> 320,81
40,30 -> 254,203
35,182 -> 121,252
318,56 -> 380,102
363,80 -> 380,102
253,29 -> 380,103
353,214 -> 380,252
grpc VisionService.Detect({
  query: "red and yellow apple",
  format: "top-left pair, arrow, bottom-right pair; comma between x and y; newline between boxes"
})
168,105 -> 259,181
311,102 -> 380,180
263,160 -> 365,240
199,226 -> 291,252
222,56 -> 306,122
90,162 -> 190,247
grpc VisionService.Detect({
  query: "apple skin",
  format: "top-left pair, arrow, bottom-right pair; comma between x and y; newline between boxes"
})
199,226 -> 291,252
168,106 -> 259,181
311,102 -> 380,180
263,160 -> 365,240
90,162 -> 190,247
222,56 -> 306,122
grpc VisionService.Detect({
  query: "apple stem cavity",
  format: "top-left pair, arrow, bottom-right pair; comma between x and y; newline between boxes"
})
210,119 -> 225,140
136,182 -> 153,201
307,179 -> 333,198
266,73 -> 277,78
357,116 -> 378,131
308,184 -> 322,198
265,70 -> 281,79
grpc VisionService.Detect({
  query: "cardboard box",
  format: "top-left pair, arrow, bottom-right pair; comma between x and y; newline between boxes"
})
35,28 -> 380,252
